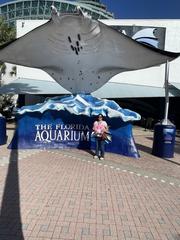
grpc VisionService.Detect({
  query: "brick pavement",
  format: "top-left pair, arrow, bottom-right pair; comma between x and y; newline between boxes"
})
0,124 -> 179,240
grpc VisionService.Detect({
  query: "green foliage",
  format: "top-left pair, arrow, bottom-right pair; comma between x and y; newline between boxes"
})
0,63 -> 6,75
0,17 -> 16,84
0,18 -> 17,117
0,94 -> 16,118
0,17 -> 16,46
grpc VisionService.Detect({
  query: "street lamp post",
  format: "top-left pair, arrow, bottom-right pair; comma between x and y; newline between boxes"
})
152,60 -> 176,158
162,60 -> 170,125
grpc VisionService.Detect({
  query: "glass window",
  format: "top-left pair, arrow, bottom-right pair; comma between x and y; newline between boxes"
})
54,2 -> 60,10
9,11 -> 15,19
24,8 -> 30,16
60,3 -> 67,12
46,1 -> 52,8
1,6 -> 7,13
39,1 -> 45,7
24,1 -> 31,8
92,12 -> 99,19
99,15 -> 105,19
39,7 -> 43,15
8,4 -> 15,11
39,1 -> 45,15
16,2 -> 23,10
67,4 -> 76,13
16,9 -> 23,17
45,8 -> 51,15
32,1 -> 38,8
45,1 -> 52,14
31,8 -> 37,15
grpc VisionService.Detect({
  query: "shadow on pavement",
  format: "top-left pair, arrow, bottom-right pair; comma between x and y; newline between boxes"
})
146,135 -> 180,155
163,158 -> 180,166
0,123 -> 24,240
136,143 -> 180,166
81,148 -> 95,156
136,143 -> 152,154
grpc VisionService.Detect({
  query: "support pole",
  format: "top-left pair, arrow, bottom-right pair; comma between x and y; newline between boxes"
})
162,60 -> 170,125
152,60 -> 176,158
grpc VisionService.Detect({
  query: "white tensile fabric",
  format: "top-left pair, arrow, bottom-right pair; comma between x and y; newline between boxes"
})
0,8 -> 179,94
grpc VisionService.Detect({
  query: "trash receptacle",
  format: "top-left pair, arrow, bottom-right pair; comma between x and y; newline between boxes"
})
152,123 -> 176,158
0,115 -> 7,145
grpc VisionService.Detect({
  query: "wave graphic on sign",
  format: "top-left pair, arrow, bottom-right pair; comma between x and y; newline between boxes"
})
16,94 -> 141,122
132,28 -> 158,48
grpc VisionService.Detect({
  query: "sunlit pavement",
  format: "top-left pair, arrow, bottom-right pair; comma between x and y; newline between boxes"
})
0,123 -> 179,240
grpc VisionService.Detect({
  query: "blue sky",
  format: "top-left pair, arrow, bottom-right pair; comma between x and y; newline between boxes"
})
0,0 -> 180,19
102,0 -> 180,19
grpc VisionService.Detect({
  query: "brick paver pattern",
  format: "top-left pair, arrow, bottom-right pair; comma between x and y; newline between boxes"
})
0,126 -> 180,240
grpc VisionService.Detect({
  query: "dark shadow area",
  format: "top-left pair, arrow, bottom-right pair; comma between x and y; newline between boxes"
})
174,144 -> 180,154
6,121 -> 16,131
136,143 -> 152,154
136,142 -> 180,166
0,82 -> 39,94
0,122 -> 24,240
169,84 -> 180,96
163,158 -> 180,166
146,135 -> 180,155
6,126 -> 16,130
80,148 -> 95,156
146,137 -> 154,141
115,97 -> 180,129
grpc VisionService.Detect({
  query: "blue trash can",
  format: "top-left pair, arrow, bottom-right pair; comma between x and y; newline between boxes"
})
152,123 -> 176,158
0,115 -> 7,145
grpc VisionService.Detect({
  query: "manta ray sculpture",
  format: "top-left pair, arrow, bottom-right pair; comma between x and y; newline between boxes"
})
0,6 -> 179,93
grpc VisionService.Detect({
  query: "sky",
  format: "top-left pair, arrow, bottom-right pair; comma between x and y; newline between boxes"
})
1,0 -> 180,19
102,0 -> 180,19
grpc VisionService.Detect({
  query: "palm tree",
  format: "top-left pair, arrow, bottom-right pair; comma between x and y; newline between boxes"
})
0,17 -> 16,86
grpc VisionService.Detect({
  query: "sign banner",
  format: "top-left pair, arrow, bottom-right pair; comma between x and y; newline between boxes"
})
9,110 -> 139,158
9,95 -> 140,158
112,25 -> 166,49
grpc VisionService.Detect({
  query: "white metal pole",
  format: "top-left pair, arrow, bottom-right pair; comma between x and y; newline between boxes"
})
163,60 -> 170,125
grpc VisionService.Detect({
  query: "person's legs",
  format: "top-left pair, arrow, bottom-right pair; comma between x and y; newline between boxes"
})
100,140 -> 105,158
95,137 -> 100,157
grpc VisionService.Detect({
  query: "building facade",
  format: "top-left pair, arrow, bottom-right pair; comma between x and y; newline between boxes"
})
0,2 -> 180,127
0,0 -> 113,26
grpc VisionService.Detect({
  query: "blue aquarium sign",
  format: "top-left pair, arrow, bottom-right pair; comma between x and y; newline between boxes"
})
9,94 -> 141,158
34,123 -> 90,143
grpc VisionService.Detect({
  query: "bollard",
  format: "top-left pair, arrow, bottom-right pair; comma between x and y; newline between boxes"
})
152,123 -> 176,158
0,115 -> 7,145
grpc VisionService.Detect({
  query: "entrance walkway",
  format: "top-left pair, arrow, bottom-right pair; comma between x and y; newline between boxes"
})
0,124 -> 179,240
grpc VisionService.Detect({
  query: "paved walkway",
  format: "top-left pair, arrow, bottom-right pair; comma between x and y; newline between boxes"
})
0,124 -> 180,240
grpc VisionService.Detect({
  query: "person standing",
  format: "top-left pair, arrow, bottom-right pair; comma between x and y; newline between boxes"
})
93,114 -> 108,160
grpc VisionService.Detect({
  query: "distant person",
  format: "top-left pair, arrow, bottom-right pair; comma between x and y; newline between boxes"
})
169,113 -> 175,124
141,116 -> 146,128
92,114 -> 108,160
145,117 -> 154,131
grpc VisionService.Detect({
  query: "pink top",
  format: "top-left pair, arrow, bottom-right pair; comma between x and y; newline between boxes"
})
93,120 -> 107,135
